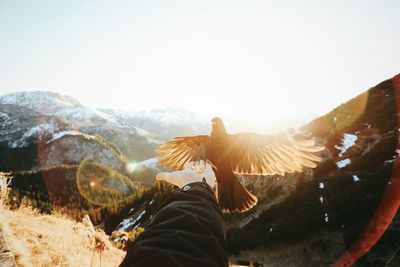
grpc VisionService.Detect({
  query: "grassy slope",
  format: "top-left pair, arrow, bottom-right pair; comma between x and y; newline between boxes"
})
0,205 -> 125,267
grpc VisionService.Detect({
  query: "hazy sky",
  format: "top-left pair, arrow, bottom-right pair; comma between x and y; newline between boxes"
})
1,0 -> 399,127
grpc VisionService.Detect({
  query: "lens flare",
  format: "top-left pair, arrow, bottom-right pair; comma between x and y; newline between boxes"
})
126,161 -> 139,173
333,74 -> 400,266
77,160 -> 142,206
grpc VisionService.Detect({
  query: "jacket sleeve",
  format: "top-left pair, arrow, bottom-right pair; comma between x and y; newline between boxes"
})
119,181 -> 229,267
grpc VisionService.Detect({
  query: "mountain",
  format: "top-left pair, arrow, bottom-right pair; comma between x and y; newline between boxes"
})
99,107 -> 210,140
102,74 -> 400,267
0,91 -> 152,163
0,91 -> 211,168
2,73 -> 400,267
224,74 -> 400,266
0,91 -> 82,114
0,91 -> 207,222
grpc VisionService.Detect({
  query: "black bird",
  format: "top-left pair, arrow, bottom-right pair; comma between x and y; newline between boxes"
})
157,117 -> 324,213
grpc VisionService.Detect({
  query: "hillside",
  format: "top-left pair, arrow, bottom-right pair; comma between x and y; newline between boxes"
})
1,74 -> 400,266
224,74 -> 400,266
100,74 -> 400,266
0,91 -> 206,223
0,92 -> 209,163
0,205 -> 125,266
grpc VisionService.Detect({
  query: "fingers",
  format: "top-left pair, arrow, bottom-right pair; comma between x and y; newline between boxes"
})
184,161 -> 195,170
156,172 -> 178,187
185,160 -> 206,169
156,169 -> 205,188
204,162 -> 214,173
156,172 -> 170,182
203,163 -> 216,181
157,160 -> 216,189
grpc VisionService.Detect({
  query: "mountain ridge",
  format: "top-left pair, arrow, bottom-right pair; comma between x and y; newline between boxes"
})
1,73 -> 400,266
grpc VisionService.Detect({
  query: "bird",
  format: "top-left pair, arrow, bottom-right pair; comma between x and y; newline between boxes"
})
157,117 -> 324,213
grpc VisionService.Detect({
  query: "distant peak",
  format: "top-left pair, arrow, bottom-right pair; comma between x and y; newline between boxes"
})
0,91 -> 82,113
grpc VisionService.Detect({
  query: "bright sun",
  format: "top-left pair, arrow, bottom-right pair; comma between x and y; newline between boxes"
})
2,1 -> 398,131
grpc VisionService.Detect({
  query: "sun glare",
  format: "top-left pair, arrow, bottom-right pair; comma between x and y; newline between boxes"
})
126,161 -> 139,173
2,2 -> 398,130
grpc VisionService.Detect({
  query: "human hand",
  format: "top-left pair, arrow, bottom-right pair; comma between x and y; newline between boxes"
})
156,160 -> 216,188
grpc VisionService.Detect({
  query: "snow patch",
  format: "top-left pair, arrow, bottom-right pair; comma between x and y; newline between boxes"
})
134,127 -> 152,137
92,109 -> 118,124
335,133 -> 358,157
46,130 -> 96,144
8,123 -> 56,148
385,159 -> 395,165
23,123 -> 55,138
132,127 -> 163,144
0,112 -> 16,128
353,175 -> 361,182
139,158 -> 158,169
336,158 -> 351,169
319,182 -> 325,189
54,106 -> 119,126
118,210 -> 146,231
324,213 -> 329,223
0,112 -> 10,119
320,197 -> 324,203
9,141 -> 18,148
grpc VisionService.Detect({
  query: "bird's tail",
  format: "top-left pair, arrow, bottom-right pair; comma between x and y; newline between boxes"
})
216,176 -> 258,213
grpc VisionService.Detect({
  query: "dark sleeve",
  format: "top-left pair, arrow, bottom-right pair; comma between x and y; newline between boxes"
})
119,181 -> 229,267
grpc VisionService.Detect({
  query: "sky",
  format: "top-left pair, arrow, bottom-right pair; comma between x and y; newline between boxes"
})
0,0 -> 399,130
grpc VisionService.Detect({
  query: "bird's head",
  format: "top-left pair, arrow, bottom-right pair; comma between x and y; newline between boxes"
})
211,117 -> 226,134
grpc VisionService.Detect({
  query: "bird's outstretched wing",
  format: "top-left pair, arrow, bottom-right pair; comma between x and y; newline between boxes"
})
157,135 -> 210,170
229,132 -> 324,176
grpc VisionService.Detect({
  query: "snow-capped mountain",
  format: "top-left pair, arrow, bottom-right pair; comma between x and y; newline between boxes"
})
0,103 -> 70,149
0,91 -> 211,168
99,107 -> 209,140
0,91 -> 81,114
0,91 -> 129,129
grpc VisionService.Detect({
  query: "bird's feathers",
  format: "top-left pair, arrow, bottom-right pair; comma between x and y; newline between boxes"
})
230,132 -> 324,176
156,135 -> 209,170
216,173 -> 258,212
157,131 -> 324,177
156,119 -> 324,213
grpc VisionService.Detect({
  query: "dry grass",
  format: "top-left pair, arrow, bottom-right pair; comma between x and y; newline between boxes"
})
0,172 -> 12,206
0,173 -> 125,267
0,205 -> 126,267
